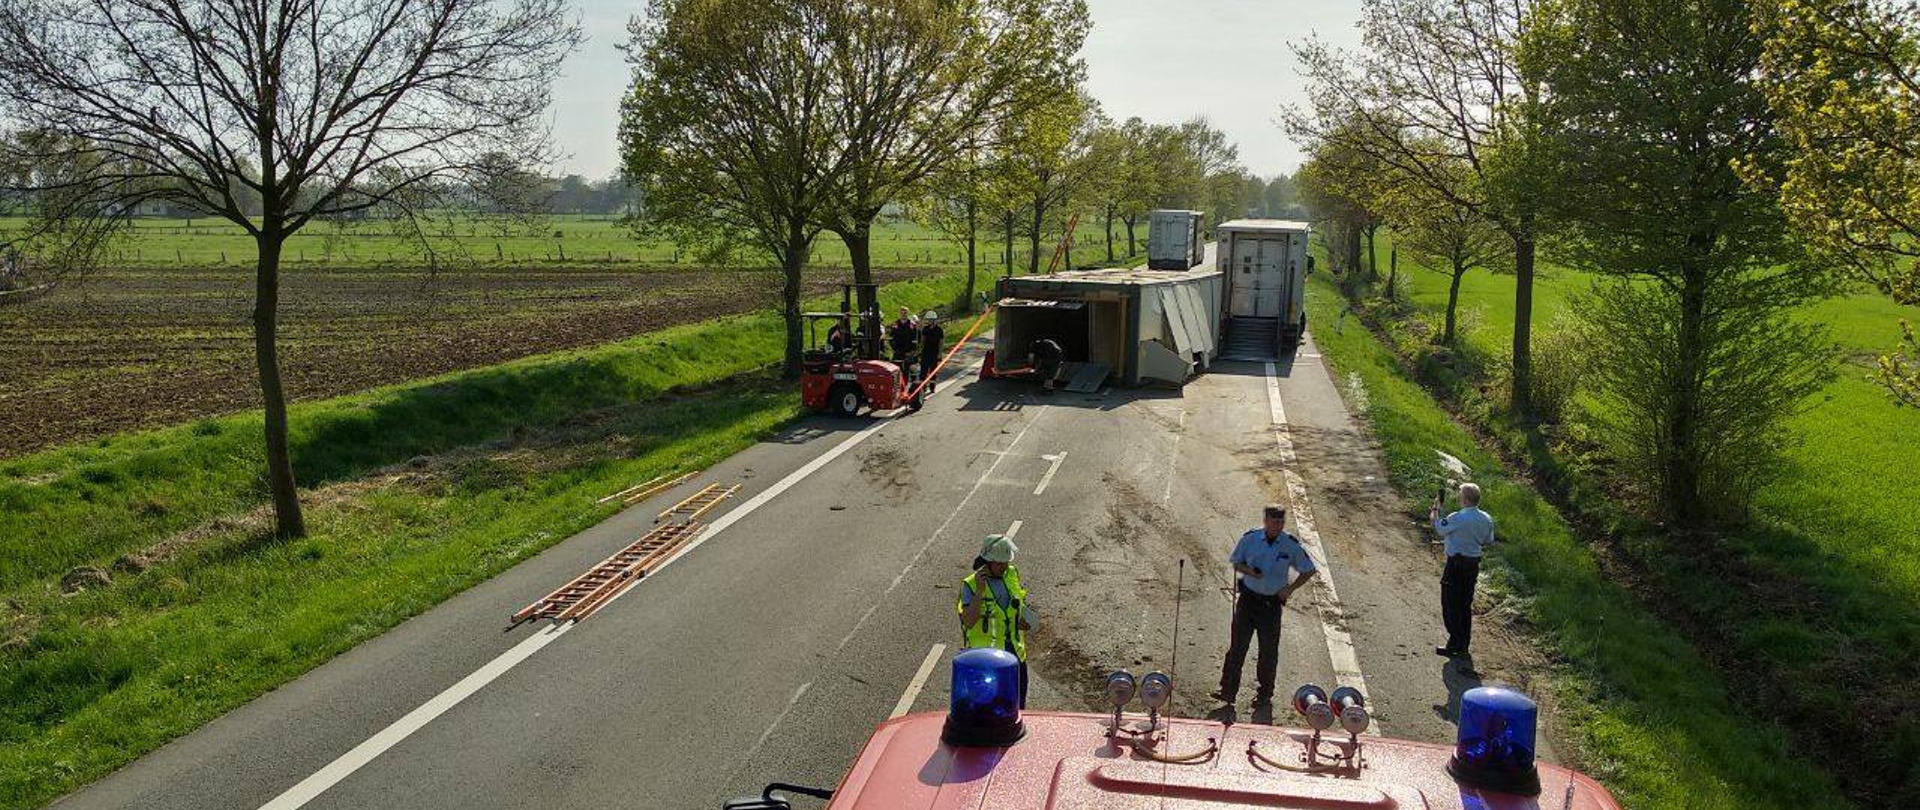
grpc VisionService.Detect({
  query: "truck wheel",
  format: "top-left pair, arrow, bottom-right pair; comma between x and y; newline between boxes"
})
829,384 -> 862,417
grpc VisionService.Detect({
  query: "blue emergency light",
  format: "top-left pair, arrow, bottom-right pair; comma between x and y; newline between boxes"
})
1448,686 -> 1541,795
941,648 -> 1025,747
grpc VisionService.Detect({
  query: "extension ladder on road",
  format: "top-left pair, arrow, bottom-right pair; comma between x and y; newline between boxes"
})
656,483 -> 740,524
511,522 -> 706,624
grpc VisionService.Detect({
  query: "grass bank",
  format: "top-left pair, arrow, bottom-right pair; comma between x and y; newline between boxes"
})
1361,237 -> 1918,805
0,268 -> 974,810
1303,275 -> 1852,809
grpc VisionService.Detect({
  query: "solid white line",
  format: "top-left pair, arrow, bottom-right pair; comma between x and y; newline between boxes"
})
256,623 -> 572,810
1162,409 -> 1187,503
1263,361 -> 1377,733
890,644 -> 948,719
257,353 -> 1003,810
1033,452 -> 1067,495
740,680 -> 813,764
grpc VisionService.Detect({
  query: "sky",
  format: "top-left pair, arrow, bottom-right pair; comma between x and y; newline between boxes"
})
547,0 -> 1365,180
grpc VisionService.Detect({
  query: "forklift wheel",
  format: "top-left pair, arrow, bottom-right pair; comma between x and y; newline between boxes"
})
829,384 -> 863,417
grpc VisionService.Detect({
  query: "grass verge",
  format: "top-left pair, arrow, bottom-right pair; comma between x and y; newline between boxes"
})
0,268 -> 974,810
1304,274 -> 1853,809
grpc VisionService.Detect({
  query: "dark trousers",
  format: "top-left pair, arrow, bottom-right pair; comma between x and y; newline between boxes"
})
1441,554 -> 1481,652
1218,585 -> 1283,704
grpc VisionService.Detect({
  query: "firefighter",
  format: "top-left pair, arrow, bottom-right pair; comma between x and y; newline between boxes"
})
917,310 -> 944,393
1029,336 -> 1064,395
958,534 -> 1033,707
888,306 -> 919,368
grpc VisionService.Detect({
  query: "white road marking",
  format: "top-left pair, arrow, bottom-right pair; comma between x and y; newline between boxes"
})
1263,361 -> 1377,733
256,623 -> 572,810
741,680 -> 814,764
1162,409 -> 1186,503
255,359 -> 997,810
1033,452 -> 1067,495
890,644 -> 948,719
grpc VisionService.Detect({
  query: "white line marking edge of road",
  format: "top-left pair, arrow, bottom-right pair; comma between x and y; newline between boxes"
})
890,644 -> 948,720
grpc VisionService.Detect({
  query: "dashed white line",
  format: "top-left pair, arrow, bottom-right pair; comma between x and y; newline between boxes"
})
890,644 -> 948,719
1162,409 -> 1186,503
1263,360 -> 1377,733
1033,452 -> 1067,495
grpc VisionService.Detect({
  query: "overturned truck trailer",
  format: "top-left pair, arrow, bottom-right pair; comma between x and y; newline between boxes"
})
986,264 -> 1223,390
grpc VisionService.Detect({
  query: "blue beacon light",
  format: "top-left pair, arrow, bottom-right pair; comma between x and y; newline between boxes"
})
1448,686 -> 1541,796
941,648 -> 1026,747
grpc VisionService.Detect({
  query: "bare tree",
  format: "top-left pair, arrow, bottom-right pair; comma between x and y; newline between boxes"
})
0,0 -> 581,537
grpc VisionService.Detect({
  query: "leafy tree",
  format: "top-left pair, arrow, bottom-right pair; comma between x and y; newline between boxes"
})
1754,0 -> 1920,405
815,0 -> 1088,316
0,0 -> 579,538
1388,162 -> 1509,344
1524,0 -> 1836,523
998,91 -> 1101,274
1292,0 -> 1551,414
623,0 -> 853,375
909,136 -> 1000,307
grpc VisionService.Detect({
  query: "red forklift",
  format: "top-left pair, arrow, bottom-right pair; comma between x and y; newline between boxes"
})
800,284 -> 923,417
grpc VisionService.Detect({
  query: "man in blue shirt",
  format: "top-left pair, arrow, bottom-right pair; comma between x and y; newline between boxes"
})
1431,482 -> 1496,663
1213,504 -> 1319,711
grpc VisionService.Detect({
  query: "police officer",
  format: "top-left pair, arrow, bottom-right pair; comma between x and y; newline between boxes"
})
958,534 -> 1034,707
1214,505 -> 1318,712
1431,482 -> 1495,666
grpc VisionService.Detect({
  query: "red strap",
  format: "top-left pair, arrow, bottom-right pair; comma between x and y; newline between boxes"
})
903,303 -> 995,403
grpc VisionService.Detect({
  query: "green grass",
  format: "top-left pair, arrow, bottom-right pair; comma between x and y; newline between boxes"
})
0,213 -> 1140,270
0,268 -> 976,810
1304,273 -> 1852,809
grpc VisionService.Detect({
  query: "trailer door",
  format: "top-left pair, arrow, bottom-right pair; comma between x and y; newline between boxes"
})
1228,234 -> 1289,318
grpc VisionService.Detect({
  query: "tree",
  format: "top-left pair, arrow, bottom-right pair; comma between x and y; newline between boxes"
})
1263,174 -> 1301,219
1292,0 -> 1551,414
999,91 -> 1100,274
1388,162 -> 1508,344
623,0 -> 854,376
0,0 -> 579,538
909,136 -> 998,307
1083,122 -> 1133,263
1754,0 -> 1920,405
815,0 -> 1089,316
1524,0 -> 1836,523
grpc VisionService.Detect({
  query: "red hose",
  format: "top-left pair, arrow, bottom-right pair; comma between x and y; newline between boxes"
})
903,304 -> 995,404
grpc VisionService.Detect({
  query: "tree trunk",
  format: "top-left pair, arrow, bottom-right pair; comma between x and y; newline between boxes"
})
1104,206 -> 1115,263
1365,224 -> 1378,282
1443,261 -> 1466,345
1003,210 -> 1014,277
964,196 -> 978,311
1511,231 -> 1536,415
839,217 -> 878,317
1386,246 -> 1399,300
1027,201 -> 1044,275
781,223 -> 809,378
1667,267 -> 1709,524
253,226 -> 306,539
1124,215 -> 1137,256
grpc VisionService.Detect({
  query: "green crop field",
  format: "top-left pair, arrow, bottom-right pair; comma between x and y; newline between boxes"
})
1361,238 -> 1920,802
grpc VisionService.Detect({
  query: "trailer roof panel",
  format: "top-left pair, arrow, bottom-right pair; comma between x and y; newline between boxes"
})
1003,265 -> 1220,289
1218,218 -> 1312,232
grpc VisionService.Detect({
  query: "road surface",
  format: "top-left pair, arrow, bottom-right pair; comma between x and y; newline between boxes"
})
50,261 -> 1553,810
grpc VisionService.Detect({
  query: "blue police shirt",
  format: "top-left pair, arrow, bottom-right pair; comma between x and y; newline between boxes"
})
1230,528 -> 1316,596
1433,507 -> 1496,557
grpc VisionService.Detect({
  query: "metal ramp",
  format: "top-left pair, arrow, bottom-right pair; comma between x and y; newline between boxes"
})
1219,317 -> 1280,361
510,522 -> 705,624
1060,361 -> 1110,393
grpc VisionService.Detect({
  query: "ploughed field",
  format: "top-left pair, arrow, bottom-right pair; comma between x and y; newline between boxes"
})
0,263 -> 930,458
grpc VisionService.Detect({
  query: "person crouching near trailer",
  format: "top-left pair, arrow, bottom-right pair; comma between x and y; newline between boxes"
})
1431,482 -> 1495,673
958,534 -> 1034,707
1028,336 -> 1064,395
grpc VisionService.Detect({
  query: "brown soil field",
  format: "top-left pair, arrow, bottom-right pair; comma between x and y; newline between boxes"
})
0,264 -> 931,458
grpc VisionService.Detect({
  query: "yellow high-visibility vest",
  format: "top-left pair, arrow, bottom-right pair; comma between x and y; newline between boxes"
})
957,567 -> 1028,661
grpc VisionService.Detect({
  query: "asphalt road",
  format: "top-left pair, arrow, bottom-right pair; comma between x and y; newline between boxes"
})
50,260 -> 1554,810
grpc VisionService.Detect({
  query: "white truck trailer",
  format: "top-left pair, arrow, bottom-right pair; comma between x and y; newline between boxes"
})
1215,219 -> 1313,360
1146,209 -> 1206,270
986,262 -> 1223,389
